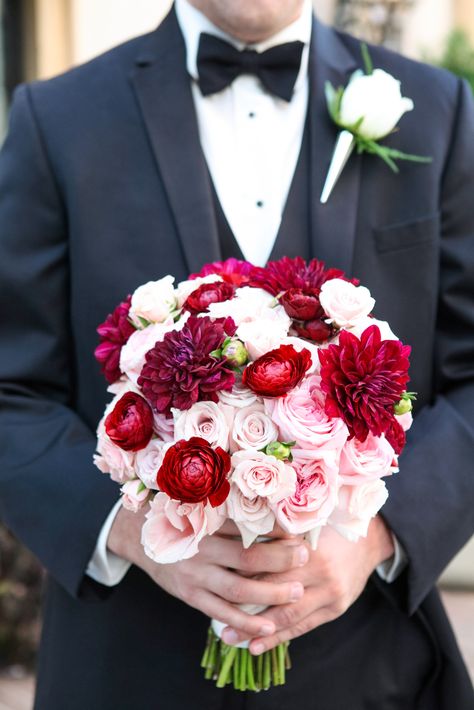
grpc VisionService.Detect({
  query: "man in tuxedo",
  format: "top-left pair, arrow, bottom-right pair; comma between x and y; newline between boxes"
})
0,0 -> 473,708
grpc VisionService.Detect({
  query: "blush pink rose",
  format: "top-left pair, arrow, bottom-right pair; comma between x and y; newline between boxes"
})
231,450 -> 296,504
339,432 -> 397,485
141,492 -> 225,563
120,320 -> 176,385
226,485 -> 275,548
130,276 -> 177,325
153,410 -> 175,442
94,433 -> 136,483
266,374 -> 349,453
121,479 -> 151,512
319,278 -> 375,328
135,439 -> 166,489
172,401 -> 230,450
208,286 -> 278,326
218,378 -> 258,409
329,480 -> 389,542
230,402 -> 279,453
237,310 -> 292,361
276,450 -> 339,538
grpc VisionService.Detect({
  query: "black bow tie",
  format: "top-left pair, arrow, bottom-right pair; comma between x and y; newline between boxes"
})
196,33 -> 305,102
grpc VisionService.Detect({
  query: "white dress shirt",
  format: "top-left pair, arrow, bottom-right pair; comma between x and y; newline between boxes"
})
86,0 -> 406,586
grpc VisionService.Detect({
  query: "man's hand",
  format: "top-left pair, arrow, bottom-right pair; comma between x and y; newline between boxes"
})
220,515 -> 395,654
107,506 -> 309,639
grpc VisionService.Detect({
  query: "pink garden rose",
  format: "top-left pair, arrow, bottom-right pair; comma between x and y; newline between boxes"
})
231,450 -> 296,504
120,319 -> 176,385
230,402 -> 278,453
266,374 -> 349,453
141,492 -> 225,563
135,439 -> 166,489
130,276 -> 177,325
173,401 -> 230,450
339,432 -> 398,485
208,286 -> 279,326
226,485 -> 275,548
94,431 -> 136,484
218,379 -> 258,409
329,480 -> 389,542
319,278 -> 375,328
121,479 -> 151,512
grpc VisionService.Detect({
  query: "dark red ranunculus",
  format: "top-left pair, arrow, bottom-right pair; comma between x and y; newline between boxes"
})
105,392 -> 154,451
280,288 -> 322,321
157,437 -> 231,507
184,281 -> 235,314
242,344 -> 312,397
138,316 -> 237,414
318,325 -> 411,442
248,256 -> 357,296
190,258 -> 254,287
95,296 -> 136,384
293,318 -> 333,344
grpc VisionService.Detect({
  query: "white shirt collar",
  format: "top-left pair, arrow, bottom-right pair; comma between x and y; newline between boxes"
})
175,0 -> 313,91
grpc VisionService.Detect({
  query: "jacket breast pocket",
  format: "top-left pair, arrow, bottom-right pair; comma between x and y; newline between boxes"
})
373,213 -> 440,254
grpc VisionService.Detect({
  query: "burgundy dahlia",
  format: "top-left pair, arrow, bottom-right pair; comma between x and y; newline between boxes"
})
138,316 -> 237,414
385,418 -> 407,456
190,258 -> 255,287
183,281 -> 235,314
157,437 -> 231,507
105,392 -> 154,451
249,256 -> 357,296
95,296 -> 135,384
318,325 -> 411,442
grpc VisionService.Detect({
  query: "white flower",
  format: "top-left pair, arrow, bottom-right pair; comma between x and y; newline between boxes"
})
319,278 -> 375,328
339,69 -> 414,141
130,276 -> 177,325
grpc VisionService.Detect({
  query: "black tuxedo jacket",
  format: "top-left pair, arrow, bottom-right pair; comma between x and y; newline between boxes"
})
0,8 -> 473,709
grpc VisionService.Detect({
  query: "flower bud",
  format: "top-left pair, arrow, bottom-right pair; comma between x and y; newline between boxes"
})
394,397 -> 412,416
265,441 -> 295,461
222,338 -> 248,367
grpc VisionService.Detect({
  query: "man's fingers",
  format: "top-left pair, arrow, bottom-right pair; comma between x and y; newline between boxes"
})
191,590 -> 276,638
248,606 -> 337,655
202,535 -> 309,573
212,568 -> 304,607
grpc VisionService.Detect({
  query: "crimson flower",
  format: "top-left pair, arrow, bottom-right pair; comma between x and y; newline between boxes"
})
157,437 -> 231,507
318,325 -> 411,442
105,392 -> 154,451
249,256 -> 356,296
138,316 -> 237,414
190,258 -> 255,287
95,296 -> 135,384
243,344 -> 312,397
280,288 -> 322,321
385,418 -> 407,456
183,281 -> 235,314
293,318 -> 333,344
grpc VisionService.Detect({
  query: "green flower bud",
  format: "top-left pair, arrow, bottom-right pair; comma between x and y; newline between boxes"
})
265,441 -> 295,461
221,338 -> 248,367
394,398 -> 413,416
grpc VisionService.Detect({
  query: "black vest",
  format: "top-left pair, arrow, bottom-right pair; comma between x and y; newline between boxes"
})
210,116 -> 312,263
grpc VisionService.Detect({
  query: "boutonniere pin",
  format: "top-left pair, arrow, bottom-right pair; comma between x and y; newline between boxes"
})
320,44 -> 432,203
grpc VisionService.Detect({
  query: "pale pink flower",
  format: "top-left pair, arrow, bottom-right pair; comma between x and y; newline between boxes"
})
135,439 -> 166,489
226,485 -> 275,547
94,434 -> 136,484
208,286 -> 278,326
319,278 -> 375,328
153,411 -> 175,442
130,276 -> 177,325
218,379 -> 258,409
339,432 -> 397,485
396,411 -> 413,432
347,316 -> 398,341
173,401 -> 230,450
329,480 -> 389,542
230,402 -> 278,452
121,479 -> 151,512
141,492 -> 225,563
120,320 -> 175,385
231,450 -> 296,504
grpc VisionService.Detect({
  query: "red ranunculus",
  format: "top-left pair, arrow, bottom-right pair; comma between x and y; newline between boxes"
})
293,318 -> 333,343
190,258 -> 254,286
318,325 -> 411,442
95,296 -> 135,384
184,281 -> 235,314
157,437 -> 231,507
280,288 -> 321,321
105,392 -> 154,451
138,316 -> 237,414
242,344 -> 312,397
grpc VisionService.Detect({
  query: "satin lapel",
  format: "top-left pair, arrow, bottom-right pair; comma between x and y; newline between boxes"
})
309,20 -> 361,275
129,9 -> 221,275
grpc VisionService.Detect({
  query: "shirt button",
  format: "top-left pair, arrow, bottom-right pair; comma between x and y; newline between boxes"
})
256,200 -> 264,208
248,111 -> 256,118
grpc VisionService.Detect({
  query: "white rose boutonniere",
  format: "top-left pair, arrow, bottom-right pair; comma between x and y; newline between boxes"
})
321,45 -> 432,203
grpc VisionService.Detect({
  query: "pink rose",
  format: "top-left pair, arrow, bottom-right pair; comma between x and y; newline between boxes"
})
218,378 -> 258,409
94,433 -> 136,483
121,479 -> 151,512
230,402 -> 278,453
319,278 -> 375,328
141,492 -> 225,563
266,374 -> 349,453
276,450 -> 339,537
173,401 -> 230,450
237,309 -> 292,361
339,432 -> 397,485
396,411 -> 413,432
153,410 -> 175,442
231,450 -> 296,504
135,439 -> 166,489
130,276 -> 177,325
226,485 -> 275,548
208,286 -> 278,326
120,320 -> 176,385
329,480 -> 389,542
347,316 -> 398,341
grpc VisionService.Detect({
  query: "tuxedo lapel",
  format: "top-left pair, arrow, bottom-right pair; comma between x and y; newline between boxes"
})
129,9 -> 221,275
309,20 -> 361,275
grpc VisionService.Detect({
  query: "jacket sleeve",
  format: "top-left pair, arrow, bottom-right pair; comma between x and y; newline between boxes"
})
0,84 -> 119,598
381,78 -> 474,613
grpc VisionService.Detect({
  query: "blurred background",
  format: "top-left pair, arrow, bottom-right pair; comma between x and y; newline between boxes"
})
0,1 -> 473,707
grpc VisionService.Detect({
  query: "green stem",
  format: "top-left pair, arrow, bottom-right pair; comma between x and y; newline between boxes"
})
257,653 -> 263,690
239,649 -> 247,691
263,651 -> 271,690
247,651 -> 257,692
278,643 -> 286,685
216,644 -> 238,689
271,647 -> 279,686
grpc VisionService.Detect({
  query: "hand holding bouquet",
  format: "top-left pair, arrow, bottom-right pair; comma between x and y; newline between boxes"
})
94,256 -> 413,691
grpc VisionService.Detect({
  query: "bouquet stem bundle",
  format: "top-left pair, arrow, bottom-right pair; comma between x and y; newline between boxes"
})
200,626 -> 291,691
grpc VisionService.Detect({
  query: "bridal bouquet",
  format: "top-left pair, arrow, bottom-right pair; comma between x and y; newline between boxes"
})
93,256 -> 413,691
